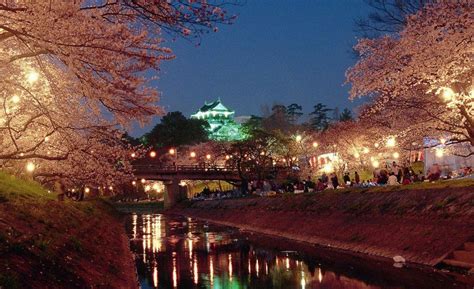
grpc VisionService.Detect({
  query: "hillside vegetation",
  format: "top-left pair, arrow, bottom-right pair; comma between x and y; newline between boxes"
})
0,173 -> 136,289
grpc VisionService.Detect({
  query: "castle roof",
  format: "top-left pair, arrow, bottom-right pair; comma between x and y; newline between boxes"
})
197,98 -> 233,113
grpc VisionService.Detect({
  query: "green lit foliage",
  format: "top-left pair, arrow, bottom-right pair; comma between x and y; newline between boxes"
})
225,130 -> 278,181
210,120 -> 247,142
241,115 -> 263,138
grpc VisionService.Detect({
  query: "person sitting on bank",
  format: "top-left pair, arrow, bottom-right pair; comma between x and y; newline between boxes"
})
387,172 -> 399,186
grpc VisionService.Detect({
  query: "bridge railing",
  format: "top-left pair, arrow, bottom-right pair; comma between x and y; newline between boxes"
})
133,164 -> 239,174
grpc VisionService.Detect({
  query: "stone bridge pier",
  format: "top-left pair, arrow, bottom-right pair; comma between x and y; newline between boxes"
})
163,178 -> 188,208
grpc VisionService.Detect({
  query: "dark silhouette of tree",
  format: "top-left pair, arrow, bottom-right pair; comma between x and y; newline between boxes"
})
356,0 -> 430,37
332,107 -> 340,122
122,132 -> 141,146
309,103 -> 332,131
143,111 -> 209,148
271,104 -> 287,115
339,108 -> 353,122
262,104 -> 292,133
286,103 -> 303,124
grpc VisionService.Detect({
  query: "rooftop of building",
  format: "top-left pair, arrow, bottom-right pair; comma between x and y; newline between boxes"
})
196,98 -> 234,113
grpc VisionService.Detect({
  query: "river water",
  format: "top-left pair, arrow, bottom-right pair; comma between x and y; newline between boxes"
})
126,214 -> 470,289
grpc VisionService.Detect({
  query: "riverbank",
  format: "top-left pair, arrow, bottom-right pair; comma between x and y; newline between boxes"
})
173,183 -> 474,268
0,173 -> 137,289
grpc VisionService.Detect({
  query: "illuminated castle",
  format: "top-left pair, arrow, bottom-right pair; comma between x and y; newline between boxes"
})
191,98 -> 247,141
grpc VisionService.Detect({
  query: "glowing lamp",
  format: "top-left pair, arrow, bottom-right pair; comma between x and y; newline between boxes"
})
27,71 -> 39,83
441,87 -> 455,102
11,95 -> 20,103
141,178 -> 146,184
26,162 -> 35,172
131,152 -> 136,158
84,187 -> 90,193
150,151 -> 157,158
354,152 -> 360,158
206,154 -> 211,160
362,147 -> 369,154
190,151 -> 196,158
312,142 -> 318,148
225,155 -> 230,160
132,181 -> 137,186
393,152 -> 400,159
372,160 -> 380,168
386,137 -> 396,148
295,135 -> 302,142
323,163 -> 333,173
169,148 -> 175,155
374,142 -> 379,148
435,148 -> 444,158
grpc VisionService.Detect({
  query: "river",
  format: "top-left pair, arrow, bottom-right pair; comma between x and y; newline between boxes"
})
125,213 -> 470,289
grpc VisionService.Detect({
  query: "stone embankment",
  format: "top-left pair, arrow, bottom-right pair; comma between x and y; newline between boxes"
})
174,186 -> 474,267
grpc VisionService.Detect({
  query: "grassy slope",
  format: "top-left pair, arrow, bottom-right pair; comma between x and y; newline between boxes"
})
0,173 -> 136,289
325,177 -> 474,195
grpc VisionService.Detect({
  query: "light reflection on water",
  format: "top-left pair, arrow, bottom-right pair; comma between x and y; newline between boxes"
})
126,214 -> 466,289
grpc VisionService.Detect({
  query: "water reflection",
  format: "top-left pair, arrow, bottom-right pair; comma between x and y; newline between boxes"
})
127,214 -> 468,289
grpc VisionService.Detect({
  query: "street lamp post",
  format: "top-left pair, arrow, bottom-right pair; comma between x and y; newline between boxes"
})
169,148 -> 177,170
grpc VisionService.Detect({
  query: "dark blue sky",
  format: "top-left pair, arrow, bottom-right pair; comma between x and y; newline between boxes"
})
131,0 -> 371,136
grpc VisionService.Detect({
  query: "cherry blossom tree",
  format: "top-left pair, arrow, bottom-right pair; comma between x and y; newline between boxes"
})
0,0 -> 235,124
0,1 -> 235,192
347,2 -> 473,156
0,50 -> 141,190
317,120 -> 409,174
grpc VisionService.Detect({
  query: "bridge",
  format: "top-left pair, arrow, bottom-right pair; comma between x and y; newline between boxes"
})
133,164 -> 241,181
133,164 -> 241,208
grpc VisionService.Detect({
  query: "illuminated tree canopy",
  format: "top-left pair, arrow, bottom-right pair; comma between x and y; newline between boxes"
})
0,1 -> 234,189
347,2 -> 473,154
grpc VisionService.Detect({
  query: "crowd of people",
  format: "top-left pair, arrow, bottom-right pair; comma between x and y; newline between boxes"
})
191,162 -> 473,201
192,187 -> 242,201
303,162 -> 472,192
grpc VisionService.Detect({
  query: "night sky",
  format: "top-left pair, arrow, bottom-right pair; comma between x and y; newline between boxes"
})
131,0 -> 372,137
